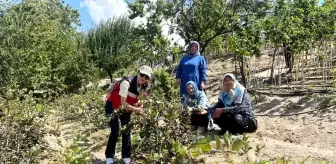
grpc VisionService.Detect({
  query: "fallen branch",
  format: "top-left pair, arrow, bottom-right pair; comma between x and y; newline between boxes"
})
248,89 -> 333,97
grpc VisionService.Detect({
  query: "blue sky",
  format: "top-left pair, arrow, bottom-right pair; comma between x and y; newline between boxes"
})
63,0 -> 92,31
64,0 -> 135,31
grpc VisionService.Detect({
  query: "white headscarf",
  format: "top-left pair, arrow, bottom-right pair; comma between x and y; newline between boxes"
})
219,73 -> 246,106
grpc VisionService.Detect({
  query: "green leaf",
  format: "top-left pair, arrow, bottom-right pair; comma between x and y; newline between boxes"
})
190,150 -> 202,157
70,145 -> 79,152
223,135 -> 230,148
214,135 -> 221,149
201,143 -> 212,153
188,142 -> 208,150
207,135 -> 212,143
36,104 -> 43,113
195,136 -> 208,144
65,155 -> 73,163
231,138 -> 244,151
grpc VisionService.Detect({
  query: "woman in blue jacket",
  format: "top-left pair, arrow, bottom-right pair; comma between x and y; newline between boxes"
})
176,41 -> 207,102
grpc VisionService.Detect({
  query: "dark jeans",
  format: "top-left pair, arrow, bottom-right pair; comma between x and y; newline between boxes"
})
105,112 -> 131,159
105,101 -> 113,115
214,112 -> 258,134
191,112 -> 209,128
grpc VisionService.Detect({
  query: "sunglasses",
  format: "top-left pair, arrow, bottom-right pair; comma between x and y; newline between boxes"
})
140,73 -> 150,80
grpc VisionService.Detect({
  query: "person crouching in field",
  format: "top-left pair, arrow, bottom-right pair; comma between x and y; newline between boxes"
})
183,81 -> 213,134
104,65 -> 152,164
210,73 -> 258,135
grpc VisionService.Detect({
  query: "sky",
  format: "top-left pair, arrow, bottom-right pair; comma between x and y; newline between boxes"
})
64,0 -> 136,31
64,0 -> 185,46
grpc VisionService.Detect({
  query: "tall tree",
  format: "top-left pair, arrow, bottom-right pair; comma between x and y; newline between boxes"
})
128,0 -> 270,55
87,16 -> 137,81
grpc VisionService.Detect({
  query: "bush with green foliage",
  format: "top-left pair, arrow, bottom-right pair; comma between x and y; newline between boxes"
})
0,0 -> 96,95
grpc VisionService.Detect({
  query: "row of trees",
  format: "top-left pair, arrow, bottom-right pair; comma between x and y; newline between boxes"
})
128,0 -> 336,84
0,0 -> 178,96
1,0 -> 336,94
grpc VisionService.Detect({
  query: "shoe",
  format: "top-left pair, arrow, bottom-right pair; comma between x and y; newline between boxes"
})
212,124 -> 221,131
197,127 -> 205,134
191,125 -> 197,131
106,158 -> 114,164
123,158 -> 131,164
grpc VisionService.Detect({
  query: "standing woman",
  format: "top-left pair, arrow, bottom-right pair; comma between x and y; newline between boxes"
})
104,65 -> 153,164
176,41 -> 207,102
211,73 -> 258,135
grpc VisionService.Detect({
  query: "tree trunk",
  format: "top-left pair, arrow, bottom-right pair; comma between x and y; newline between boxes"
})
200,46 -> 206,56
269,47 -> 278,83
283,43 -> 293,73
234,54 -> 238,78
172,53 -> 176,63
239,55 -> 247,87
107,70 -> 113,83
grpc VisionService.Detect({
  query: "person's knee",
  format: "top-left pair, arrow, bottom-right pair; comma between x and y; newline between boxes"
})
111,127 -> 120,134
122,130 -> 130,135
121,125 -> 131,135
245,118 -> 258,133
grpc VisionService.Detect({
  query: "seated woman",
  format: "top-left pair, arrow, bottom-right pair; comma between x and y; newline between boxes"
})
183,81 -> 211,133
210,73 -> 258,135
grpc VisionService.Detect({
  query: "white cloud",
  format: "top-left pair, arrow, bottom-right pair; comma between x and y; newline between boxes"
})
80,0 -> 129,24
80,0 -> 185,46
161,20 -> 185,47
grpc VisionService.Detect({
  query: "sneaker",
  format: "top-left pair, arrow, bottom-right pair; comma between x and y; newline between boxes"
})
106,158 -> 114,164
197,127 -> 206,134
212,124 -> 221,131
123,158 -> 131,164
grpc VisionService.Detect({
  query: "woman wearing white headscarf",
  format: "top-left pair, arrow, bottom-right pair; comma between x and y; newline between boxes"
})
208,73 -> 258,134
176,41 -> 207,103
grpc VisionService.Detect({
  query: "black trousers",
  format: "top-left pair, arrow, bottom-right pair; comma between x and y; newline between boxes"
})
190,112 -> 209,128
105,104 -> 131,158
214,112 -> 257,134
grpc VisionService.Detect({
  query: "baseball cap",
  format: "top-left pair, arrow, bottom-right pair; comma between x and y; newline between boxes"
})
139,65 -> 153,78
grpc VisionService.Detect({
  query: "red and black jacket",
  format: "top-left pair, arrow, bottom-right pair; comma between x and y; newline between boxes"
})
106,76 -> 148,110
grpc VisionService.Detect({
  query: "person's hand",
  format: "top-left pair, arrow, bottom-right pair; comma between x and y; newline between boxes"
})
176,79 -> 181,86
197,109 -> 208,115
200,81 -> 205,90
103,94 -> 108,102
135,107 -> 143,113
213,108 -> 224,118
134,101 -> 143,108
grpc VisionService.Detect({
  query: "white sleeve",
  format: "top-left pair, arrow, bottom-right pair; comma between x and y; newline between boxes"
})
119,81 -> 130,98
